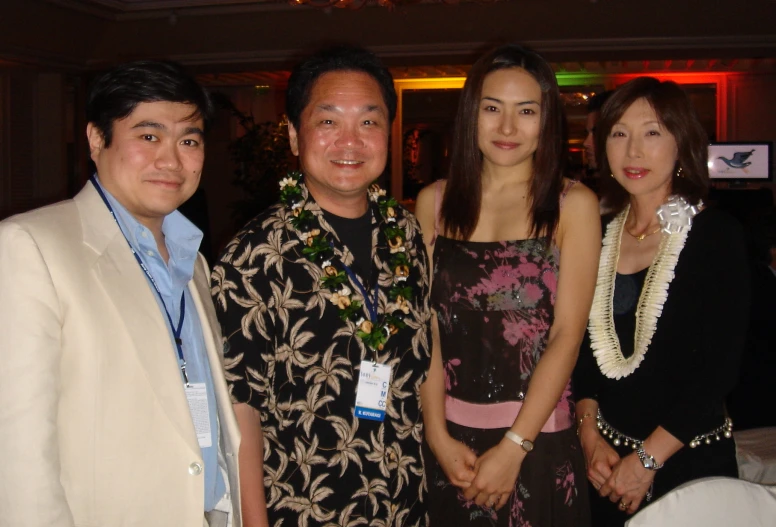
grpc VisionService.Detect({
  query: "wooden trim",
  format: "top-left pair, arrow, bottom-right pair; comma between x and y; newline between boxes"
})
390,77 -> 465,202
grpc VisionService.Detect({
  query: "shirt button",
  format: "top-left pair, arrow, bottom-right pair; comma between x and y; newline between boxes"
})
141,231 -> 148,239
146,250 -> 155,257
188,462 -> 203,475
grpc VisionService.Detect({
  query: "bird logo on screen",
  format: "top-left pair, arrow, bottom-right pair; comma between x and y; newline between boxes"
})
717,149 -> 755,173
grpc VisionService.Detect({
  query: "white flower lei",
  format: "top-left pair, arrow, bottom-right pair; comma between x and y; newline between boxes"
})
588,196 -> 702,379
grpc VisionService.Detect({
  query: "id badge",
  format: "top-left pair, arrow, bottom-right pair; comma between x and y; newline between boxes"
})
184,383 -> 213,448
355,361 -> 391,422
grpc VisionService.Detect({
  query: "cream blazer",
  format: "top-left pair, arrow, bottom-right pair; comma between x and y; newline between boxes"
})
0,184 -> 241,527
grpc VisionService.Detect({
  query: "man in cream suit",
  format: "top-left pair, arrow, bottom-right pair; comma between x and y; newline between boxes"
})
0,61 -> 240,527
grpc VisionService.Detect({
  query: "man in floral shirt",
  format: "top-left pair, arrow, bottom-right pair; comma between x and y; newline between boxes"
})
211,46 -> 432,527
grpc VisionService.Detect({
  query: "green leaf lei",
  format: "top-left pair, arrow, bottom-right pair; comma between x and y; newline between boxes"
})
279,170 -> 414,351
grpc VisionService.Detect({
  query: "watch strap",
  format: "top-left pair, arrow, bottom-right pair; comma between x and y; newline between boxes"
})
637,446 -> 664,470
504,431 -> 532,452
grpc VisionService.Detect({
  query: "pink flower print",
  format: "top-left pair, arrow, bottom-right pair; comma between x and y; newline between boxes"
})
555,461 -> 577,506
503,318 -> 524,346
444,358 -> 461,390
555,382 -> 573,420
521,283 -> 543,306
509,494 -> 533,527
541,269 -> 557,303
494,242 -> 521,259
469,265 -> 521,297
517,262 -> 540,278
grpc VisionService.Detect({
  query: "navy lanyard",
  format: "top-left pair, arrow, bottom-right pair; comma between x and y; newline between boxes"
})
90,177 -> 190,386
341,262 -> 380,323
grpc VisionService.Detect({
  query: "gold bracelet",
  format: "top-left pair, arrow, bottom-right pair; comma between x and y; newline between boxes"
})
577,412 -> 594,427
576,413 -> 595,436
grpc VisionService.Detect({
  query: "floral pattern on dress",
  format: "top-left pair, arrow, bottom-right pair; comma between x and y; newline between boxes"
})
212,188 -> 431,527
426,232 -> 589,526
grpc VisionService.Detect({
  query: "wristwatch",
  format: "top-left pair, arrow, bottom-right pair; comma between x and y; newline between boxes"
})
636,447 -> 664,470
505,431 -> 534,453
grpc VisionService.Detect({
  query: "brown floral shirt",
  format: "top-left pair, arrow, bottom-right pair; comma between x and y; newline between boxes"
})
211,186 -> 431,527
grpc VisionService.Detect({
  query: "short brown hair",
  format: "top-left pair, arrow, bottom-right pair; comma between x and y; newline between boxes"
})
596,77 -> 709,214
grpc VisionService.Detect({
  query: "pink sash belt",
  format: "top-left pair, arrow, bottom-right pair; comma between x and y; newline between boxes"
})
445,395 -> 572,432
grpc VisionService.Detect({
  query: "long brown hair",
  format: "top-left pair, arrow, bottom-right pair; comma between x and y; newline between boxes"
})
440,43 -> 568,241
596,77 -> 710,215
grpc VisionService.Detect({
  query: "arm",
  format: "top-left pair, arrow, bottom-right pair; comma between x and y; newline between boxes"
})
659,215 -> 750,441
576,398 -> 620,491
574,324 -> 620,489
465,183 -> 602,508
416,183 -> 478,490
0,222 -> 75,527
601,214 -> 750,514
233,404 -> 270,527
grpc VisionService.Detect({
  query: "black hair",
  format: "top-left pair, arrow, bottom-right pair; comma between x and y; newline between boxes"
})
586,90 -> 614,114
86,60 -> 213,147
285,45 -> 397,130
441,43 -> 568,242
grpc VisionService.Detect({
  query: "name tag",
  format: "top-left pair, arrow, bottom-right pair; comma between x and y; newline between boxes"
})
355,361 -> 391,422
185,383 -> 212,448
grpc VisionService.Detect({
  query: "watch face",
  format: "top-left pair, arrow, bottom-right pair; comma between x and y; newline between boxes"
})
643,457 -> 654,469
522,439 -> 534,452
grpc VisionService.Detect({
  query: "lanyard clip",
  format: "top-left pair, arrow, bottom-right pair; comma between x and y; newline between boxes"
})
181,361 -> 191,388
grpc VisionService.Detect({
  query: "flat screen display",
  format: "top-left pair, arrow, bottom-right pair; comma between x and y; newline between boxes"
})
708,142 -> 772,181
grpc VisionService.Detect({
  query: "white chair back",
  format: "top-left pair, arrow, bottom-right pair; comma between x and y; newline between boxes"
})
625,477 -> 776,527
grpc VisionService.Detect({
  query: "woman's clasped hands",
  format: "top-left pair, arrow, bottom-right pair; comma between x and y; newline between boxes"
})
436,434 -> 525,511
579,425 -> 653,515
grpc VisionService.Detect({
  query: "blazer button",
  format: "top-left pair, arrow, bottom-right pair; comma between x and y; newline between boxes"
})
188,462 -> 203,475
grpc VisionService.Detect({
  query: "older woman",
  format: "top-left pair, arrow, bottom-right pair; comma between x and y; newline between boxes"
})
573,77 -> 750,526
415,43 -> 600,526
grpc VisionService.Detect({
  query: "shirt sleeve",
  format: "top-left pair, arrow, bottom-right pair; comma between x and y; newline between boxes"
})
211,227 -> 276,410
0,221 -> 75,527
572,330 -> 602,402
410,215 -> 433,376
659,212 -> 751,444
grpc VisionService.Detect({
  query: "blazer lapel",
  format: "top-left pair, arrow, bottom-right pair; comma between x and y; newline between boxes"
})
75,185 -> 200,454
188,256 -> 241,450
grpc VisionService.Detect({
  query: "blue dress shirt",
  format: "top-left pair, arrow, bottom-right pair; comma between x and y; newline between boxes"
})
95,176 -> 226,511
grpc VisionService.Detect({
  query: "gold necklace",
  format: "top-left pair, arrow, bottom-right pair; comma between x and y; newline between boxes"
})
626,224 -> 662,242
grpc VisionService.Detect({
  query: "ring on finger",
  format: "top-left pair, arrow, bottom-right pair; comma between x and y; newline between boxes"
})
619,501 -> 629,511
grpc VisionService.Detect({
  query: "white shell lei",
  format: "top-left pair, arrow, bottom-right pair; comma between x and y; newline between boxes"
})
589,196 -> 702,379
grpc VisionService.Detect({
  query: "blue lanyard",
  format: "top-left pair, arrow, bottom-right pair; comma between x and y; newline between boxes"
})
341,263 -> 380,323
90,177 -> 190,386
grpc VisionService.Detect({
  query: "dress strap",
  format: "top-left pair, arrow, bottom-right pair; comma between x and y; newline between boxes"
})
559,179 -> 577,209
430,179 -> 444,246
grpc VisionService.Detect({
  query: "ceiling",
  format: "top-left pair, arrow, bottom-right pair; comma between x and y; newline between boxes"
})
3,0 -> 776,76
50,0 -> 279,16
47,0 -> 474,19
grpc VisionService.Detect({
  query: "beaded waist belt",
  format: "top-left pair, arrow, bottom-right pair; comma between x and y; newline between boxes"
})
596,409 -> 733,450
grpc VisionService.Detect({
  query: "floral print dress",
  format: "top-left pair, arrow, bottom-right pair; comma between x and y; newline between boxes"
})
426,233 -> 590,527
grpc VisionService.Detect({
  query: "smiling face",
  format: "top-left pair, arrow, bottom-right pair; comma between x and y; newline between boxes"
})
477,68 -> 542,174
606,97 -> 678,202
288,70 -> 389,216
87,101 -> 204,232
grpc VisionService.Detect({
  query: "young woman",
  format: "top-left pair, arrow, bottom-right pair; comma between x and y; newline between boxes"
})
573,77 -> 750,526
416,43 -> 600,526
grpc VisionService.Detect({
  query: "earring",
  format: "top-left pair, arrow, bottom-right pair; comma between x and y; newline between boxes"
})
676,167 -> 684,178
610,173 -> 615,178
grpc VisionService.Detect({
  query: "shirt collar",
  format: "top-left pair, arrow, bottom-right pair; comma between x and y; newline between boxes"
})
93,174 -> 203,283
